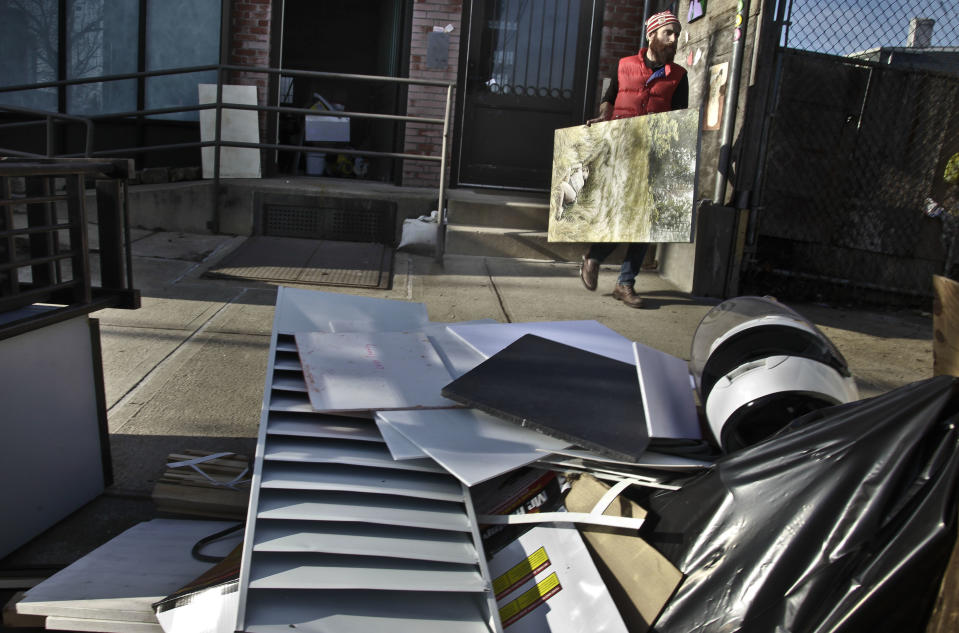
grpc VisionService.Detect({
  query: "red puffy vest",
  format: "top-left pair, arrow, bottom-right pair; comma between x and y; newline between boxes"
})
611,48 -> 687,118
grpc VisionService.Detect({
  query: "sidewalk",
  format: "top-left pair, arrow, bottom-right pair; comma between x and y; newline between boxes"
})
0,229 -> 935,574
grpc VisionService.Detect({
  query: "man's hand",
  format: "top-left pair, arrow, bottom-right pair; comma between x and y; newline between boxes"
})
586,101 -> 613,127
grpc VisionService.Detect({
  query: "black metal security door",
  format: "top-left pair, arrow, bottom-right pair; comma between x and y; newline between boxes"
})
456,0 -> 601,190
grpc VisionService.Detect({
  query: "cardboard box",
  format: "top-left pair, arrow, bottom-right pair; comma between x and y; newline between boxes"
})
305,114 -> 350,142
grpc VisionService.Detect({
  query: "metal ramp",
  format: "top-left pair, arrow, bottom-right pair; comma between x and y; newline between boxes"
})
235,287 -> 501,633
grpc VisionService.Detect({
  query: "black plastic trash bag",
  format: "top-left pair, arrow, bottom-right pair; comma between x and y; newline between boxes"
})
643,375 -> 959,633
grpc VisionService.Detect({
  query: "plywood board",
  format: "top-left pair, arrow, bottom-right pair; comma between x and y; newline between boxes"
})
17,519 -> 240,624
294,331 -> 458,412
441,335 -> 650,462
548,109 -> 699,243
376,409 -> 571,487
447,320 -> 634,365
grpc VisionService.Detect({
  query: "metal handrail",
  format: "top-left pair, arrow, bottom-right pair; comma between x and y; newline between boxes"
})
0,63 -> 455,257
0,105 -> 95,157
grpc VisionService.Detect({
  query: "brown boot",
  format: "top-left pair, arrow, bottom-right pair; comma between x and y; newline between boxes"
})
612,283 -> 645,308
580,255 -> 599,291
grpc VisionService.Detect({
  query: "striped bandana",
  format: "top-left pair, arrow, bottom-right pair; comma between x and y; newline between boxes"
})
646,10 -> 680,38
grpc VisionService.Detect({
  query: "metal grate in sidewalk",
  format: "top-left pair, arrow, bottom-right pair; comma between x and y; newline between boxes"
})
204,236 -> 393,290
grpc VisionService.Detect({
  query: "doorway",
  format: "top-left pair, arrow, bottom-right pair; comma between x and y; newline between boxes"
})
455,0 -> 603,190
276,0 -> 411,182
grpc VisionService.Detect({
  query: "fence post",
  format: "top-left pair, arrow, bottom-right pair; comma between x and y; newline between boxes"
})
212,67 -> 224,233
435,83 -> 453,262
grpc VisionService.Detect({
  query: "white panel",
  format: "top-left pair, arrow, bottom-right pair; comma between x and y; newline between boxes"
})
18,519 -> 239,622
263,437 -> 444,473
199,84 -> 261,178
376,418 -> 430,460
252,521 -> 477,564
376,410 -> 571,487
447,320 -> 634,364
295,331 -> 459,412
0,316 -> 105,558
44,616 -> 162,633
237,287 -> 500,633
266,414 -> 382,443
273,287 -> 429,335
427,328 -> 488,378
256,490 -> 471,532
542,447 -> 714,470
243,590 -> 493,633
328,318 -> 498,335
633,341 -> 703,440
259,463 -> 465,502
248,553 -> 487,592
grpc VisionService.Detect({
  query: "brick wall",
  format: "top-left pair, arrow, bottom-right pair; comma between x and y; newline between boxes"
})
403,0 -> 462,187
595,0 -> 647,112
228,0 -> 272,133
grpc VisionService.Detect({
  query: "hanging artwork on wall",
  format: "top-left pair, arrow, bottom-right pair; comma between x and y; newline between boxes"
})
688,0 -> 706,22
548,108 -> 700,244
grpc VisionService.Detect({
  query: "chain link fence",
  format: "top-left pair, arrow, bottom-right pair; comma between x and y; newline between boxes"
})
742,0 -> 959,306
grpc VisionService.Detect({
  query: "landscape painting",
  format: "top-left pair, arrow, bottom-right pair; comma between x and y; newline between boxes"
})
548,108 -> 699,243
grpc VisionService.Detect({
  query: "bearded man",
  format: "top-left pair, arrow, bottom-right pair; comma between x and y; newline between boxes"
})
581,10 -> 688,308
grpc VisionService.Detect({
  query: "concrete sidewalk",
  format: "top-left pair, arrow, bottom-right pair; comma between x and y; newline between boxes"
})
0,229 -> 935,573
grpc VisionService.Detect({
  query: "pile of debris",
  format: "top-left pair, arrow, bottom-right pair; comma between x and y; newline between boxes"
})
10,288 -> 959,633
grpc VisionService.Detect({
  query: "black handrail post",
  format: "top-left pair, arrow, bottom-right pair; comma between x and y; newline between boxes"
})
46,116 -> 55,157
84,119 -> 94,157
212,66 -> 224,234
435,83 -> 453,262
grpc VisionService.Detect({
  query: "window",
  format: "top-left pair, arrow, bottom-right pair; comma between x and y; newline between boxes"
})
0,0 -> 222,121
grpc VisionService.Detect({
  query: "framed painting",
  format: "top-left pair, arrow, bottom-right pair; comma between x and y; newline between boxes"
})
548,108 -> 700,243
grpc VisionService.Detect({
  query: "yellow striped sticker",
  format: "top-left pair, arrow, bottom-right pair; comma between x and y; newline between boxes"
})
499,572 -> 563,627
492,546 -> 550,598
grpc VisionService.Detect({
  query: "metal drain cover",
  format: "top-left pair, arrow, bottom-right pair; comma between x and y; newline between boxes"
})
205,236 -> 393,290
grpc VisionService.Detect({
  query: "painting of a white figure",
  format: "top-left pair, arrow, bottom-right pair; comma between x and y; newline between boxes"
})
548,108 -> 699,243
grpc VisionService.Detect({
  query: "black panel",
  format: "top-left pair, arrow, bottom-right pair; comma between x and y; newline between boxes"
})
440,334 -> 650,462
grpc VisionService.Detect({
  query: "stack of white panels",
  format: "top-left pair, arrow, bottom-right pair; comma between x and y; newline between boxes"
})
235,288 -> 500,633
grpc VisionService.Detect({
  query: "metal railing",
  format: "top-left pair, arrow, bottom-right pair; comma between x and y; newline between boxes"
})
0,158 -> 140,340
0,64 -> 455,257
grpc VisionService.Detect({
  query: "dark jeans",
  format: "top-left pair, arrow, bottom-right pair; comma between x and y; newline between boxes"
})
586,242 -> 649,286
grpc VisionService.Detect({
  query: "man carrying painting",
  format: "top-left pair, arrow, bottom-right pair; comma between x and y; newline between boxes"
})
580,10 -> 688,308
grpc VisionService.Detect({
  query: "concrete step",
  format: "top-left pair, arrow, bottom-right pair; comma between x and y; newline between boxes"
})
446,190 -> 549,230
444,224 -> 586,261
